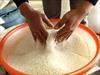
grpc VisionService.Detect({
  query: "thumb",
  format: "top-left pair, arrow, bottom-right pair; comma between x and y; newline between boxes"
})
42,14 -> 53,28
54,18 -> 66,29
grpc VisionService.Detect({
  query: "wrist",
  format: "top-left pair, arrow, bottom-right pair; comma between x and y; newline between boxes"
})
19,2 -> 40,19
19,2 -> 33,12
76,1 -> 94,19
80,1 -> 93,15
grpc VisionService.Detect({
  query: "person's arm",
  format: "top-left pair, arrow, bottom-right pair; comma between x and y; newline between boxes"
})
54,0 -> 95,42
13,0 -> 53,45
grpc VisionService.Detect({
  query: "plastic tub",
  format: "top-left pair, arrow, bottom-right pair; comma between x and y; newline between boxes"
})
0,21 -> 100,75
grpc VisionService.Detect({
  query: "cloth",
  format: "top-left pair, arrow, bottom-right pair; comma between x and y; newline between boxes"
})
13,0 -> 28,7
43,0 -> 61,18
0,3 -> 25,29
42,0 -> 87,24
87,0 -> 98,5
0,0 -> 10,9
0,17 -> 5,24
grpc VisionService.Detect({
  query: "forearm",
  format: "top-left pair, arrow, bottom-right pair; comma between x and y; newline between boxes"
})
19,2 -> 35,19
13,0 -> 30,18
77,0 -> 94,17
13,0 -> 37,19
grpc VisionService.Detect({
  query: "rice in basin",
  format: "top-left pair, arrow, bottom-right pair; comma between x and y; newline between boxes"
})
3,28 -> 93,75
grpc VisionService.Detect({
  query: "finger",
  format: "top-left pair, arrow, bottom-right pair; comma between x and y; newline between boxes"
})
56,31 -> 73,42
39,31 -> 46,43
40,29 -> 48,40
56,27 -> 67,39
40,28 -> 48,45
42,14 -> 53,28
56,22 -> 73,42
56,30 -> 70,42
54,17 -> 66,29
36,18 -> 48,44
29,25 -> 37,41
56,21 -> 71,37
40,32 -> 47,45
31,30 -> 44,44
37,30 -> 47,45
60,31 -> 73,41
65,31 -> 73,40
57,27 -> 68,37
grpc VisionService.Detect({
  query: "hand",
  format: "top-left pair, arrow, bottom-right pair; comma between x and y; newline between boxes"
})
19,2 -> 53,45
54,1 -> 93,42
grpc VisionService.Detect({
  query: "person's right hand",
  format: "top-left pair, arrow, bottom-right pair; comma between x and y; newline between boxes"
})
19,2 -> 53,45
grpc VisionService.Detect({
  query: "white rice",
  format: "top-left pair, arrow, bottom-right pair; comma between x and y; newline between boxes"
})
5,29 -> 91,75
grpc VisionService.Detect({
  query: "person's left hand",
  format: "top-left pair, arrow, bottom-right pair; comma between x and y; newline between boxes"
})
54,1 -> 93,42
54,9 -> 85,42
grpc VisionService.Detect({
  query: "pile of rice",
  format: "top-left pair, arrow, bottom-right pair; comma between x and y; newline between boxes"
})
5,29 -> 91,75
